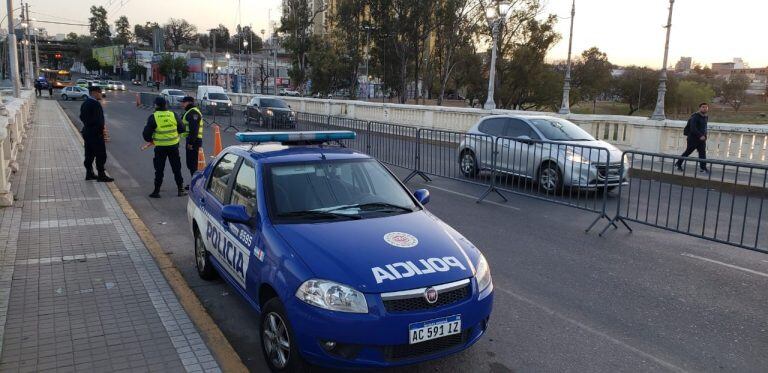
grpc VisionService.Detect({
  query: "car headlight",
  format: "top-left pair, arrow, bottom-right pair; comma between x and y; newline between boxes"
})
265,109 -> 274,116
565,151 -> 591,164
210,102 -> 217,106
475,255 -> 492,295
227,102 -> 232,107
296,279 -> 368,313
290,111 -> 296,117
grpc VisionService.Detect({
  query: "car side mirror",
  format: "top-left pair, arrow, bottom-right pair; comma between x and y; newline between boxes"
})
221,205 -> 251,225
413,189 -> 430,205
516,135 -> 533,144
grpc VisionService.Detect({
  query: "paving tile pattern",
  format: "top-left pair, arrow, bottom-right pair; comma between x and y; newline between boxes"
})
0,101 -> 220,373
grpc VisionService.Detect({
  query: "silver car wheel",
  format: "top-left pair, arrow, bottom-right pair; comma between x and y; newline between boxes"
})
539,166 -> 560,192
461,153 -> 476,175
263,312 -> 291,369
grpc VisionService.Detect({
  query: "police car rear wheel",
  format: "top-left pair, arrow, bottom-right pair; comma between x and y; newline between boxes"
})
194,229 -> 216,280
261,298 -> 307,372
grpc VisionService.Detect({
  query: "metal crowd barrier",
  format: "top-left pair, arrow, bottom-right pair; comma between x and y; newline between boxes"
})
602,151 -> 768,253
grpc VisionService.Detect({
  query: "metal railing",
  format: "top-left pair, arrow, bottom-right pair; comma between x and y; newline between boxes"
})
602,151 -> 768,253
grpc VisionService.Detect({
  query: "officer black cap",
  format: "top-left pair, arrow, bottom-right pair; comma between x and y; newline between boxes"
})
153,96 -> 167,108
180,96 -> 194,103
88,85 -> 102,93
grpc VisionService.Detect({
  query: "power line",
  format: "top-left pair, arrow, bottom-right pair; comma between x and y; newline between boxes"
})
29,11 -> 85,24
34,19 -> 89,27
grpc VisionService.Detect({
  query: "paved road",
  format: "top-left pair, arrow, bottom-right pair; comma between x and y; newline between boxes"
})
58,91 -> 768,372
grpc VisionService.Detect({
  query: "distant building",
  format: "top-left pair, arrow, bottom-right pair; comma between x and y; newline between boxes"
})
54,33 -> 66,41
675,57 -> 692,73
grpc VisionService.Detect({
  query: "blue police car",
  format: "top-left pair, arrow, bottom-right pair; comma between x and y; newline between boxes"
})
186,131 -> 493,371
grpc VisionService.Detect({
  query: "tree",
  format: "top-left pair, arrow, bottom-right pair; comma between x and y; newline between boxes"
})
307,36 -> 344,95
433,0 -> 481,105
572,47 -> 613,113
209,25 -> 231,52
88,6 -> 111,46
84,57 -> 101,73
65,32 -> 79,42
128,60 -> 144,79
113,16 -> 132,46
327,0 -> 367,98
611,66 -> 658,115
196,33 -> 211,51
165,18 -> 197,51
232,25 -> 263,53
671,80 -> 715,115
257,61 -> 270,93
722,74 -> 751,112
134,22 -> 159,46
451,46 -> 485,107
280,0 -> 327,92
158,54 -> 188,86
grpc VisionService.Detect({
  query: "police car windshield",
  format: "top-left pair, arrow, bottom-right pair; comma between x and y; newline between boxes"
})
269,159 -> 418,222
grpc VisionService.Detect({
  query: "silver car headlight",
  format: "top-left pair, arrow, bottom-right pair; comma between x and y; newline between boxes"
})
475,255 -> 492,295
565,151 -> 591,165
210,102 -> 217,106
296,279 -> 368,313
265,109 -> 274,116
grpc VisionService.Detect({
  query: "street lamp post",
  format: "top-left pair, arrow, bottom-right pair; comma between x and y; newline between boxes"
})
225,52 -> 231,92
651,0 -> 675,121
483,1 -> 511,111
5,0 -> 21,97
558,0 -> 576,114
243,39 -> 249,94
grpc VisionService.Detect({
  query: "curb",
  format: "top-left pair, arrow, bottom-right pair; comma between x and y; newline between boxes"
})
56,102 -> 248,373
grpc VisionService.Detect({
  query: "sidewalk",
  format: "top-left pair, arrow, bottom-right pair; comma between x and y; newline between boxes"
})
0,100 -> 221,372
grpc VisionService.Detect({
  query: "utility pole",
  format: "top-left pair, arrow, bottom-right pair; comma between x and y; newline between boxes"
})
19,1 -> 30,88
651,0 -> 675,121
558,0 -> 576,114
33,26 -> 40,78
24,2 -> 32,85
6,0 -> 20,97
210,29 -> 217,86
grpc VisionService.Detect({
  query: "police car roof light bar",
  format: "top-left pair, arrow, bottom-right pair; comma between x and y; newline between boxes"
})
235,131 -> 356,144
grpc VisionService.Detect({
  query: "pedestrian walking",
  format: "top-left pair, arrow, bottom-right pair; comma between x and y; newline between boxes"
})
142,97 -> 186,198
34,80 -> 42,97
155,81 -> 160,92
79,86 -> 114,182
180,96 -> 203,189
48,84 -> 53,97
676,102 -> 709,173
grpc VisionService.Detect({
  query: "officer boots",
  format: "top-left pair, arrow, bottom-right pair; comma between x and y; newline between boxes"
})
149,185 -> 161,198
178,187 -> 188,197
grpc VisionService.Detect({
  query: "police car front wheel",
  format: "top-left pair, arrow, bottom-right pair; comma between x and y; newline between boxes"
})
194,228 -> 217,280
260,298 -> 308,372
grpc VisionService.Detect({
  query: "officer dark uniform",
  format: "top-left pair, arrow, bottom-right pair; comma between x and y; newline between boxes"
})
142,97 -> 187,198
180,96 -> 203,187
79,86 -> 114,182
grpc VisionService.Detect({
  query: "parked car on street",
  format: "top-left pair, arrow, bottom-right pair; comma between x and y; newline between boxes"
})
76,79 -> 88,88
279,88 -> 301,97
60,86 -> 89,101
244,96 -> 296,127
457,115 -> 627,192
160,89 -> 186,107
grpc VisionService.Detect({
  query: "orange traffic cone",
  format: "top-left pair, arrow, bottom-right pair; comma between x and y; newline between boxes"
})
197,147 -> 207,171
212,125 -> 223,156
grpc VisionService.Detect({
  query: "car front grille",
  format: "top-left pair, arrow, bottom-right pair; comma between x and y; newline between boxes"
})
381,279 -> 471,313
382,330 -> 469,361
595,163 -> 623,179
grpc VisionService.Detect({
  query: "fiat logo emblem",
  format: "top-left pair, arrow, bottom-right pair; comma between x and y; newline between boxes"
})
424,287 -> 438,304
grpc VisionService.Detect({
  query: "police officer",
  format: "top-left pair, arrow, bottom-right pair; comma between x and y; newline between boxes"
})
180,96 -> 203,188
80,86 -> 114,182
142,97 -> 186,198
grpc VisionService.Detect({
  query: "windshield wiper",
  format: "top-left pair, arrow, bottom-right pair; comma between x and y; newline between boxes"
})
326,202 -> 415,213
277,210 -> 361,220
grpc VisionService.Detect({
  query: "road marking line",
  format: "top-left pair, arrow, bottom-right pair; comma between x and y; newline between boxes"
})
496,287 -> 687,373
425,184 -> 520,211
680,253 -> 768,279
58,101 -> 248,373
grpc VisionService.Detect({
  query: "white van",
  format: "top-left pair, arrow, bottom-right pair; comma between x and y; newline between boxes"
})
196,85 -> 233,115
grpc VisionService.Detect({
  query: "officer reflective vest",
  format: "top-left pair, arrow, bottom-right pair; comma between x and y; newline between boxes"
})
181,107 -> 204,139
152,111 -> 180,146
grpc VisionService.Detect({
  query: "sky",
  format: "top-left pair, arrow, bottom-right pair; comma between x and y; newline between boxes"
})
4,0 -> 766,69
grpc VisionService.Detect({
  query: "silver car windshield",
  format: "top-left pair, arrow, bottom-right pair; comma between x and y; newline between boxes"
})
529,118 -> 594,141
268,159 -> 417,221
168,90 -> 184,96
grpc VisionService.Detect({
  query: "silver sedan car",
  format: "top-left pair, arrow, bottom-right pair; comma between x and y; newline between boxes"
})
458,115 -> 628,192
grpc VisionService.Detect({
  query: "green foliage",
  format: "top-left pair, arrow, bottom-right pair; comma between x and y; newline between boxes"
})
670,80 -> 715,115
134,22 -> 158,46
158,55 -> 188,82
572,47 -> 613,110
83,57 -> 101,73
113,16 -> 132,46
722,74 -> 751,112
209,25 -> 231,52
165,18 -> 198,51
280,0 -> 324,90
88,6 -> 111,46
611,66 -> 659,115
128,60 -> 144,78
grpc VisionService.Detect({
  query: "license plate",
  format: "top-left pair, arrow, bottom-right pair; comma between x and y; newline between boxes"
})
408,315 -> 461,344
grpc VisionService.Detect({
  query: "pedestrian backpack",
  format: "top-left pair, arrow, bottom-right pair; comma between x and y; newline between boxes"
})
683,119 -> 691,136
